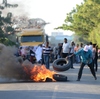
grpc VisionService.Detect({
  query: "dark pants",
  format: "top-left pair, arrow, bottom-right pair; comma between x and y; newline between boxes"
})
94,58 -> 98,71
30,56 -> 36,64
77,62 -> 96,80
41,54 -> 44,64
62,53 -> 69,58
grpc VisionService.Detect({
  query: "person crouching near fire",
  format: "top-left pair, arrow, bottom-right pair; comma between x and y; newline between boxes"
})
30,46 -> 36,64
66,45 -> 97,81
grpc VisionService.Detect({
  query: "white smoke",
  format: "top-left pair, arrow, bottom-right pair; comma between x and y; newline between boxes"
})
1,0 -> 30,17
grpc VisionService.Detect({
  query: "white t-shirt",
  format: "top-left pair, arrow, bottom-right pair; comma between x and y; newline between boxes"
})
35,46 -> 43,61
69,45 -> 75,53
88,45 -> 93,51
62,42 -> 70,53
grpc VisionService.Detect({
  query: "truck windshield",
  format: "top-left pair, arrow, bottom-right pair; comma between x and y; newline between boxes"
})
21,35 -> 43,42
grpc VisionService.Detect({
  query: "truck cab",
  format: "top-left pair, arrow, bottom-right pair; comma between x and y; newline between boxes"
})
18,29 -> 48,46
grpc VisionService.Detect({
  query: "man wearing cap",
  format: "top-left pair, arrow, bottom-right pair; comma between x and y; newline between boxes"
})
66,45 -> 97,81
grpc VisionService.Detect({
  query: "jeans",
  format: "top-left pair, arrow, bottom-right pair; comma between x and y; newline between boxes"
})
57,54 -> 61,58
69,53 -> 74,68
43,54 -> 50,69
50,53 -> 54,62
75,55 -> 80,63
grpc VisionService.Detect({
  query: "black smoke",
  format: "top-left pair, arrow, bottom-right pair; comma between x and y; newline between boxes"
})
0,44 -> 32,82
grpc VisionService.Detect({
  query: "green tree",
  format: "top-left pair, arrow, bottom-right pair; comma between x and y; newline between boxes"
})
56,0 -> 100,47
89,23 -> 100,47
0,0 -> 18,46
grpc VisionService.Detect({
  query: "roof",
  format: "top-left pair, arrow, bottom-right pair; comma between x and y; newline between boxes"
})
20,42 -> 43,46
19,29 -> 44,36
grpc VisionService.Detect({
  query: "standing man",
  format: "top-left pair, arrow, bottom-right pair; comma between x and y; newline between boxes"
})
66,45 -> 97,81
57,43 -> 63,58
42,41 -> 53,69
69,41 -> 75,69
88,42 -> 93,51
62,38 -> 70,58
35,44 -> 43,63
74,43 -> 80,63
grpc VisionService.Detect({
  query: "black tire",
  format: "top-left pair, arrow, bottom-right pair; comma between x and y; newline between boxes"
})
52,58 -> 71,71
53,74 -> 67,81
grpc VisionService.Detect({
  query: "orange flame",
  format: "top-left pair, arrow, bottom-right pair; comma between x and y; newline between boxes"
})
23,64 -> 56,82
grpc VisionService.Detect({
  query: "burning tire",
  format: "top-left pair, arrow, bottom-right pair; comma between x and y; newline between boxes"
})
52,58 -> 71,71
53,74 -> 67,81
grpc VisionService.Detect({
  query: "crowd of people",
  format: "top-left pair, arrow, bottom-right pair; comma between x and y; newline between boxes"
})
15,42 -> 53,69
15,38 -> 99,81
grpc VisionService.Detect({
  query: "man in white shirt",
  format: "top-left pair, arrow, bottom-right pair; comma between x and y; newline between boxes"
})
69,41 -> 75,69
35,44 -> 43,63
88,42 -> 93,51
62,38 -> 70,58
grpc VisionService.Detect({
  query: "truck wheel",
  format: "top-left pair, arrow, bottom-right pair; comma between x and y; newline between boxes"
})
52,58 -> 71,71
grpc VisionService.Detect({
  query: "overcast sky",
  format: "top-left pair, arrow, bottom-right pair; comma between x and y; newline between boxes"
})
0,0 -> 83,35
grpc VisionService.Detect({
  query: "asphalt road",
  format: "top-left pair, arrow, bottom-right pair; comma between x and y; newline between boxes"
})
0,61 -> 100,99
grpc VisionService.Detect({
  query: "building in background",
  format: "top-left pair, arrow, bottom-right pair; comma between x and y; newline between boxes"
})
49,31 -> 73,46
51,32 -> 63,36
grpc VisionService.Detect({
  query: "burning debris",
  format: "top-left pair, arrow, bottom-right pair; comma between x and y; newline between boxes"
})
22,62 -> 56,82
0,44 -> 68,82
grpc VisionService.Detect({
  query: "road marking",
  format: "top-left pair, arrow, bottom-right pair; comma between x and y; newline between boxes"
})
26,84 -> 30,90
52,85 -> 58,99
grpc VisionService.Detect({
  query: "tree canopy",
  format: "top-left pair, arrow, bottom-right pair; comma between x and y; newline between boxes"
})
0,0 -> 18,46
56,0 -> 100,47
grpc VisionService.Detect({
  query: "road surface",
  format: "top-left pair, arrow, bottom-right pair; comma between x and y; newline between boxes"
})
0,61 -> 100,99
